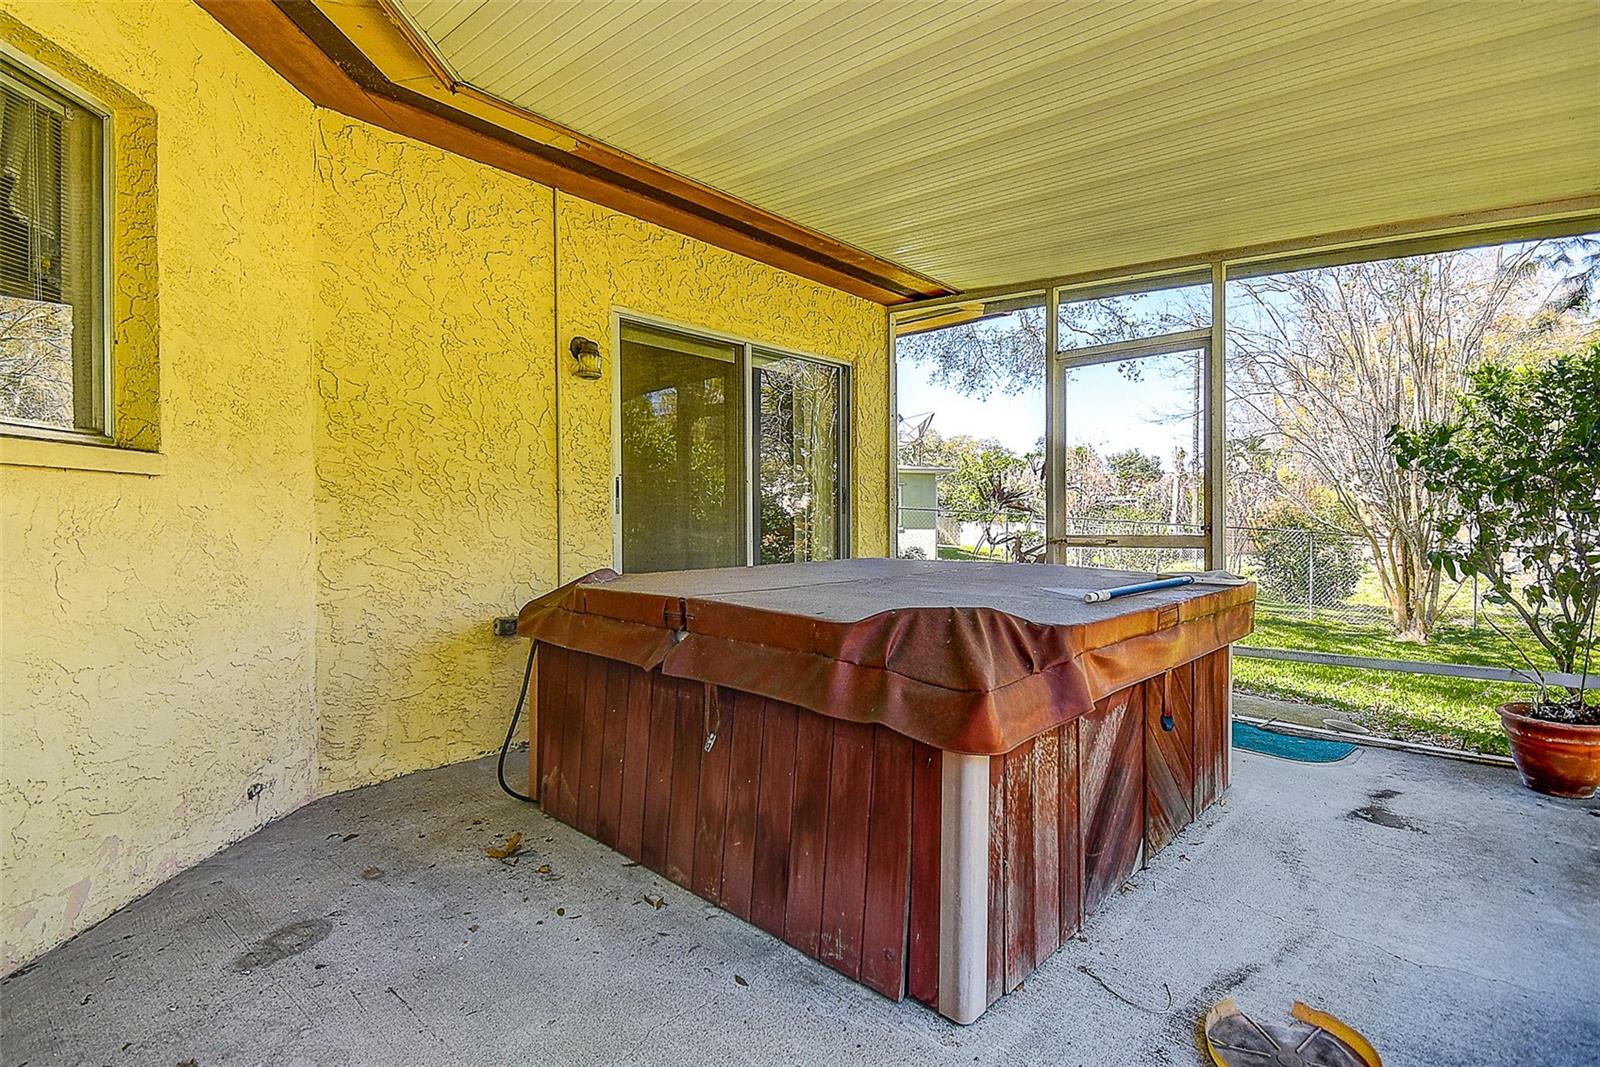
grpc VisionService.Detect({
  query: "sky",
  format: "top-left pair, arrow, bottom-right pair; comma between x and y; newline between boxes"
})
895,234 -> 1600,502
895,356 -> 1043,454
895,346 -> 1198,468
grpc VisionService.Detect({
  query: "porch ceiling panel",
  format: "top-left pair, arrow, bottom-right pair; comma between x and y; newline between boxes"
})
396,0 -> 1600,292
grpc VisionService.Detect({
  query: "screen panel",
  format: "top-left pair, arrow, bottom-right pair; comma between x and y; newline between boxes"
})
1060,347 -> 1207,560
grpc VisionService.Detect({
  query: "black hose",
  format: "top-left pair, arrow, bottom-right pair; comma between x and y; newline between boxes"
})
497,640 -> 538,803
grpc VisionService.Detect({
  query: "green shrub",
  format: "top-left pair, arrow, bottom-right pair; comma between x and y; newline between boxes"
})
1250,501 -> 1365,606
1391,341 -> 1600,712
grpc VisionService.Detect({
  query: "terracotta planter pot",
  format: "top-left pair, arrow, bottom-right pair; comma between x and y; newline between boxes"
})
1498,702 -> 1600,799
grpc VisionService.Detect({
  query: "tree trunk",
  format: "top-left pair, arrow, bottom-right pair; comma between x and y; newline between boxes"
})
1372,528 -> 1437,643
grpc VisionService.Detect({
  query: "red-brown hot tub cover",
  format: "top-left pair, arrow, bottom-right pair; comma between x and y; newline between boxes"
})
517,560 -> 1254,755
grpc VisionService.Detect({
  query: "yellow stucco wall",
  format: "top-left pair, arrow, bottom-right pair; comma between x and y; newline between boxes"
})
310,143 -> 889,794
1,2 -> 889,972
0,2 -> 320,971
311,113 -> 559,792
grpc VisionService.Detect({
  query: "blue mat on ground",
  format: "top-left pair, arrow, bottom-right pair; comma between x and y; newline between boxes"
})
1232,720 -> 1356,763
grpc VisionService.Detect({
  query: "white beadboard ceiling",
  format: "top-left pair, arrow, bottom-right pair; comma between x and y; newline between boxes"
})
394,0 -> 1600,292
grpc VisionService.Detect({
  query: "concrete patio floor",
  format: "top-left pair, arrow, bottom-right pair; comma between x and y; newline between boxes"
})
5,740 -> 1597,1066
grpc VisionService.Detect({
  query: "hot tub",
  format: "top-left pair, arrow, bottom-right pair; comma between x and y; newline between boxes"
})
517,559 -> 1254,1023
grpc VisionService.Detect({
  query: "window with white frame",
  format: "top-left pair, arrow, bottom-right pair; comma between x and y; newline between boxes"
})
0,54 -> 109,438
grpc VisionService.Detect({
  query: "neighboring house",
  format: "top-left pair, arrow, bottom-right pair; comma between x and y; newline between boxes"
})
897,464 -> 952,559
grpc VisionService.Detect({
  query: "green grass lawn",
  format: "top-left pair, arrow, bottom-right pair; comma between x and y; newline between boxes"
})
938,544 -> 1007,561
1233,657 -> 1519,754
1241,614 -> 1544,669
1234,615 -> 1554,755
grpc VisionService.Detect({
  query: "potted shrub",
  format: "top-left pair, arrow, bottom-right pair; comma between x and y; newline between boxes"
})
1390,341 -> 1600,797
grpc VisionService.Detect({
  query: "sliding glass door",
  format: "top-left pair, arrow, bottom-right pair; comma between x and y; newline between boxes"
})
617,319 -> 848,573
754,352 -> 846,564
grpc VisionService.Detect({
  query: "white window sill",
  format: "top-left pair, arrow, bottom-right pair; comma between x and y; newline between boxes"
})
0,434 -> 165,476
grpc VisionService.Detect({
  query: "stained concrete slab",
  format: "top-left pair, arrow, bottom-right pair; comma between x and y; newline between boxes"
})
4,744 -> 1597,1066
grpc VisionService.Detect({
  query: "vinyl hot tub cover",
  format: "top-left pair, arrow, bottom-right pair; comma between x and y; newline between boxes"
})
517,559 -> 1254,755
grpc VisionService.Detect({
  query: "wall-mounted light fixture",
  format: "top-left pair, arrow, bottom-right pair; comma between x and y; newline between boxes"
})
569,336 -> 602,380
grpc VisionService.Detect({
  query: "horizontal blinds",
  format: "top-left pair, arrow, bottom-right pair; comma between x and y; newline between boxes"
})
0,59 -> 106,433
620,320 -> 738,363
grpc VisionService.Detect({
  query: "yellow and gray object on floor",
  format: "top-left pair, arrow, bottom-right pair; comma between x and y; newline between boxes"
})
1202,998 -> 1382,1067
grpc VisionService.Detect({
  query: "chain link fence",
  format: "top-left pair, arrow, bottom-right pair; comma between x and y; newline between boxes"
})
902,511 -> 1512,632
1230,524 -> 1372,624
1227,524 -> 1511,630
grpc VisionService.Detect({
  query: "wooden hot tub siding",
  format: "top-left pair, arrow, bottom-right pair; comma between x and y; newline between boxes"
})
533,644 -> 1230,1009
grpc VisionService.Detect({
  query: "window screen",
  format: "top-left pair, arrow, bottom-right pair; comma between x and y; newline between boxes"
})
1056,272 -> 1210,351
0,58 -> 107,435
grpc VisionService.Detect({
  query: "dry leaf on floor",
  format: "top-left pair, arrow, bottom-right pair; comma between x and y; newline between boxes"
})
485,832 -> 523,859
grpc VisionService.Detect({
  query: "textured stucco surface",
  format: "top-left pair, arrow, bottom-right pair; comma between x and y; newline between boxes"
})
1,1 -> 890,973
310,139 -> 888,795
0,1 -> 319,971
312,113 -> 558,793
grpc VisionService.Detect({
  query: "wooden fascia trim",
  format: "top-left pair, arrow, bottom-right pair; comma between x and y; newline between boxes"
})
195,0 -> 954,306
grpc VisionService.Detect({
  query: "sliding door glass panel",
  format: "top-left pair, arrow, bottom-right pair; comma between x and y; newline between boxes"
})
1060,348 -> 1205,571
754,352 -> 843,564
619,321 -> 745,572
